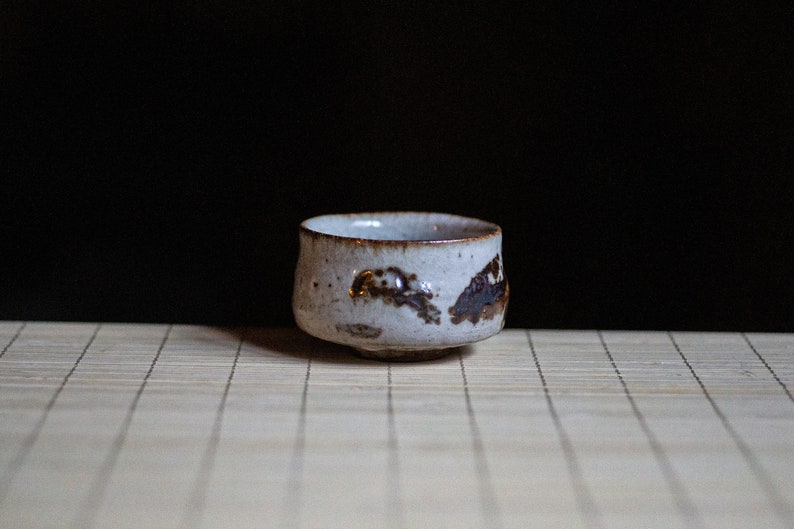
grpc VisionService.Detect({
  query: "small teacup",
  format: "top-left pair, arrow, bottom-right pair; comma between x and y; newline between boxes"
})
292,212 -> 509,361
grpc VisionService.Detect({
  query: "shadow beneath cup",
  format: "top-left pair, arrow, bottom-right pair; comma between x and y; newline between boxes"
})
221,327 -> 473,366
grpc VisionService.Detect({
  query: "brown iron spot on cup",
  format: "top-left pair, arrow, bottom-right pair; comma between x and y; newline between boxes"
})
336,323 -> 383,339
349,267 -> 441,324
449,255 -> 508,325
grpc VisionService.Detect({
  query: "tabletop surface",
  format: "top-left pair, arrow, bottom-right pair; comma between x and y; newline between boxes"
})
1,322 -> 792,529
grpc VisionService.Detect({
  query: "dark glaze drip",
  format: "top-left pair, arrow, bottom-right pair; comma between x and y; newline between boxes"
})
448,255 -> 508,325
350,267 -> 441,325
336,323 -> 383,338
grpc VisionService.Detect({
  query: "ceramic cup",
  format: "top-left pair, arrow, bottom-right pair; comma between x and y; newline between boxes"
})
292,212 -> 509,361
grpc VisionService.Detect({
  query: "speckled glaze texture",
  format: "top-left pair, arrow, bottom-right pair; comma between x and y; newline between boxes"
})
293,212 -> 508,361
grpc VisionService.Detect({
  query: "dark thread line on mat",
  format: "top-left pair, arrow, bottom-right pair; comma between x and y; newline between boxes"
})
597,331 -> 701,528
72,324 -> 173,529
741,333 -> 794,404
386,363 -> 405,529
668,331 -> 794,527
0,321 -> 26,359
459,352 -> 503,529
180,329 -> 246,529
282,355 -> 312,529
527,330 -> 603,529
0,323 -> 101,506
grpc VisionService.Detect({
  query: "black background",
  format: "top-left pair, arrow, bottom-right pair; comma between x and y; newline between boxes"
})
2,3 -> 792,330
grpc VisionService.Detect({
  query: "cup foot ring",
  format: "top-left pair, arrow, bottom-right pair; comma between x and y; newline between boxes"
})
352,347 -> 454,362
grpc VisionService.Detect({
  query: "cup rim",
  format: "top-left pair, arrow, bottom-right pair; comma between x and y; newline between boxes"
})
299,211 -> 502,245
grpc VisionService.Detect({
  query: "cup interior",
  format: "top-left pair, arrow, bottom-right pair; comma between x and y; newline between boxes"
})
302,212 -> 499,242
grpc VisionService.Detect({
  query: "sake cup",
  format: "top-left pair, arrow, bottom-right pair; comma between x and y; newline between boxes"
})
292,212 -> 509,361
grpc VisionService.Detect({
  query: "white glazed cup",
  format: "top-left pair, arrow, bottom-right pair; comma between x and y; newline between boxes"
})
292,212 -> 509,361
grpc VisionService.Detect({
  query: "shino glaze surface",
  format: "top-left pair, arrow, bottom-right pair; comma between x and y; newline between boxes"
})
292,212 -> 509,361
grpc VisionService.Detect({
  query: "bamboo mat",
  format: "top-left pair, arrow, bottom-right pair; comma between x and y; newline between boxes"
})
1,322 -> 792,529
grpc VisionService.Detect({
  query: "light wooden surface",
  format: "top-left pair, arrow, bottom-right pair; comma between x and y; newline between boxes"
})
1,322 -> 793,529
